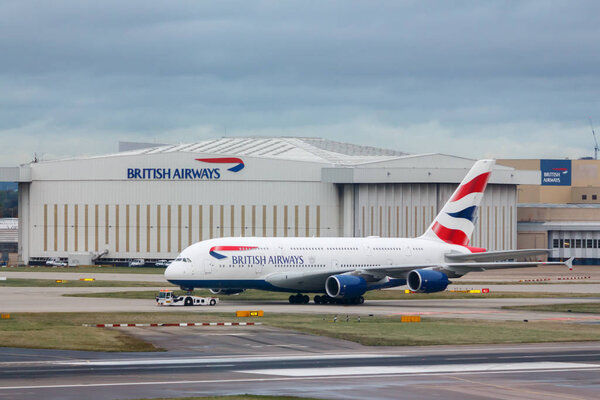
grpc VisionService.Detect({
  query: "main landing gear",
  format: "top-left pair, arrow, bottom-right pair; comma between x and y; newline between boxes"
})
289,294 -> 365,305
289,294 -> 310,304
314,295 -> 364,305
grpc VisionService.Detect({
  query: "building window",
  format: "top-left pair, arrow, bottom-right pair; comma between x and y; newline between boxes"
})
593,195 -> 598,200
582,195 -> 587,200
559,239 -> 564,248
563,240 -> 570,248
553,239 -> 559,248
588,239 -> 594,248
575,239 -> 582,248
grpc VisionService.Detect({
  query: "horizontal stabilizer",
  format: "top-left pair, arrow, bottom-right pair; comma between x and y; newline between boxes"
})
445,249 -> 551,263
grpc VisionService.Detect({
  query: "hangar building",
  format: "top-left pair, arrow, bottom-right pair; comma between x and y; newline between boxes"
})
0,137 -> 535,266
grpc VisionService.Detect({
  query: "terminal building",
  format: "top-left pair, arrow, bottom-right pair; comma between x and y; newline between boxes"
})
499,158 -> 600,265
0,137 -> 534,266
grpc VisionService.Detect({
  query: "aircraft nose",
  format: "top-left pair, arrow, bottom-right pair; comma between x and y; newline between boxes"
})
164,263 -> 184,281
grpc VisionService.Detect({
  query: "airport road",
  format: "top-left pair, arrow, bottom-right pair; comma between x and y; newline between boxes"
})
1,335 -> 599,400
1,284 -> 600,322
0,270 -> 168,282
0,285 -> 599,322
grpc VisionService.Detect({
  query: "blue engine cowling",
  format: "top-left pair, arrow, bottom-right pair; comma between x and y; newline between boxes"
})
325,275 -> 367,299
407,269 -> 449,293
209,288 -> 245,295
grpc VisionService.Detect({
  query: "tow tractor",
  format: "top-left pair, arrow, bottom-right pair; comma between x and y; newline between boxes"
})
156,289 -> 219,306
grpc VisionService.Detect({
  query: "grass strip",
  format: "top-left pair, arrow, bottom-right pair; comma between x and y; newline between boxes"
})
503,303 -> 600,314
0,278 -> 174,288
63,289 -> 600,301
3,312 -> 600,352
1,265 -> 164,274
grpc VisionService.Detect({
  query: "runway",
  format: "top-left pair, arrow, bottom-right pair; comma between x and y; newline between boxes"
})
1,267 -> 599,399
1,333 -> 599,400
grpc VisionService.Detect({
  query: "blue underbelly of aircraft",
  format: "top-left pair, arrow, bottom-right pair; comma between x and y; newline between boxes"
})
166,278 -> 407,294
167,279 -> 305,293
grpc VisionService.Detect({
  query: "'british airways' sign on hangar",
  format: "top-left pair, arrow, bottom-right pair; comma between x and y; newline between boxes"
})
126,158 -> 245,180
540,159 -> 571,186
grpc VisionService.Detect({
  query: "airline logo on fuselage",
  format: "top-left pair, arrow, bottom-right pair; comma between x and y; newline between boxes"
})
209,245 -> 304,265
126,157 -> 244,180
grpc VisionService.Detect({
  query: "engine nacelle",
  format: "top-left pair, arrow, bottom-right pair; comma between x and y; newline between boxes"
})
407,269 -> 449,293
325,275 -> 367,299
209,288 -> 245,295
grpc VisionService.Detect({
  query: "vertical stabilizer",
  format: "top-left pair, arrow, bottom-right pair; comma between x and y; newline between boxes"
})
421,159 -> 495,246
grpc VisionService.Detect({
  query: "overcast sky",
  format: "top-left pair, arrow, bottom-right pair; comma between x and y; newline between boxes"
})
2,0 -> 600,166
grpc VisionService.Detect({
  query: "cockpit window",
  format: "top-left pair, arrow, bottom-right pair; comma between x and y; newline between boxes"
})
175,257 -> 191,262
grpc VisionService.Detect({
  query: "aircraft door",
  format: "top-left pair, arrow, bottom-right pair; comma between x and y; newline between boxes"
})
191,258 -> 201,276
332,259 -> 339,270
255,252 -> 264,274
203,259 -> 213,275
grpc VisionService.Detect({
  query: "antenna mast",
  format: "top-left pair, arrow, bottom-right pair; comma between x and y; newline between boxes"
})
590,118 -> 599,160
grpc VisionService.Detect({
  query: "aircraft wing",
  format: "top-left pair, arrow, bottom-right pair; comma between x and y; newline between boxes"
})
444,249 -> 551,262
264,257 -> 573,289
359,257 -> 573,279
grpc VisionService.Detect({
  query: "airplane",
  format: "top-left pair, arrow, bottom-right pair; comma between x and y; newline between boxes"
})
165,159 -> 572,304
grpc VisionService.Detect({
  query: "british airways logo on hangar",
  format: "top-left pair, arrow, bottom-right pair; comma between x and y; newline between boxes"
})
196,157 -> 245,172
126,157 -> 245,180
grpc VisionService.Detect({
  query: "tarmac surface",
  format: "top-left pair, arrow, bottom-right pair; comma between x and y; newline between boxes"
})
1,330 -> 599,400
1,265 -> 600,399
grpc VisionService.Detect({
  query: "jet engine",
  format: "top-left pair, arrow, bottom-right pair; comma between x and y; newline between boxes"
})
325,275 -> 367,299
407,269 -> 449,293
209,288 -> 245,295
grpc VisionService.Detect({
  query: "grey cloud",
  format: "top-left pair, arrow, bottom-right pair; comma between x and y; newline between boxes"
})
1,1 -> 600,165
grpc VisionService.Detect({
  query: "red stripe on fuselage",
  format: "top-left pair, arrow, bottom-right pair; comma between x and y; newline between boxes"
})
210,246 -> 258,252
431,222 -> 469,246
450,172 -> 491,202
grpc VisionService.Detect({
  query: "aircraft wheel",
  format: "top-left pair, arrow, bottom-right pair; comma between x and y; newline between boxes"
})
289,295 -> 296,304
358,296 -> 365,305
314,295 -> 321,304
303,295 -> 310,304
209,299 -> 216,306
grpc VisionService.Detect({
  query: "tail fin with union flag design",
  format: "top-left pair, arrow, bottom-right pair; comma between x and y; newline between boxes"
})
421,159 -> 495,247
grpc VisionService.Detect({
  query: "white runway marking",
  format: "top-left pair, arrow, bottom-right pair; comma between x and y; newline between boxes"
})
241,362 -> 599,377
1,365 -> 600,391
53,353 -> 399,367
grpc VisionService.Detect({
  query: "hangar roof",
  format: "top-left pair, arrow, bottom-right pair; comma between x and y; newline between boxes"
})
2,137 -> 538,185
116,137 -> 410,166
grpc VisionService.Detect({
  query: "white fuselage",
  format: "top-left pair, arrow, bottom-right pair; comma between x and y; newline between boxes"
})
164,236 -> 467,293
